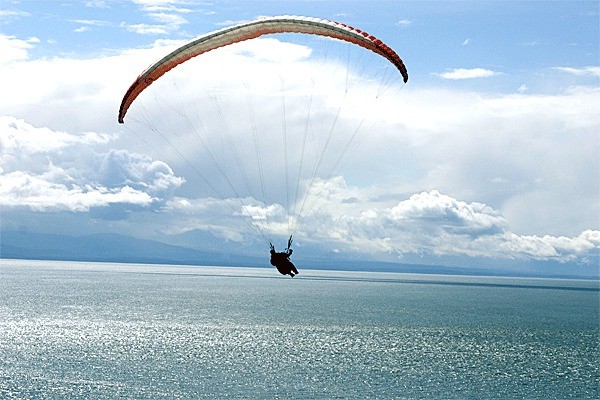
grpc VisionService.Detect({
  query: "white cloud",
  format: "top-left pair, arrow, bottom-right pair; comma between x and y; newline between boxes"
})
395,85 -> 598,235
214,19 -> 251,27
553,66 -> 600,77
70,18 -> 113,32
124,23 -> 169,35
0,10 -> 30,23
141,4 -> 193,14
0,116 -> 111,156
156,184 -> 600,263
462,38 -> 471,46
295,187 -> 599,262
0,171 -> 154,212
147,12 -> 187,27
240,203 -> 286,221
396,19 -> 412,27
436,68 -> 502,80
96,149 -> 185,194
0,37 -> 176,118
0,116 -> 183,212
70,19 -> 109,26
123,0 -> 192,35
0,34 -> 38,64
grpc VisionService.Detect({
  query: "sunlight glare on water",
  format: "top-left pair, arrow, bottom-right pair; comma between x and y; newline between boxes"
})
0,260 -> 598,399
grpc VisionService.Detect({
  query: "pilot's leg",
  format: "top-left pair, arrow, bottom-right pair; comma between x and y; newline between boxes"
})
290,262 -> 298,275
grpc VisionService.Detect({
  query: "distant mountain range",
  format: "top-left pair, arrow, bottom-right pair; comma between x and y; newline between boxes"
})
0,230 -> 263,267
1,230 -> 597,279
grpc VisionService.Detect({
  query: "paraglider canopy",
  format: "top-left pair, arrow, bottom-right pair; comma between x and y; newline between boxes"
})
118,15 -> 408,124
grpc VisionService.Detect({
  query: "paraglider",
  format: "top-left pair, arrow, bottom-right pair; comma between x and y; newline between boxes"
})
118,15 -> 408,276
270,236 -> 298,277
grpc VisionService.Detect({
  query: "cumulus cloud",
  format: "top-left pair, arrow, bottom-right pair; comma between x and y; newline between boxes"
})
162,196 -> 281,241
96,149 -> 185,194
296,187 -> 599,263
0,171 -> 154,212
153,182 -> 600,264
0,116 -> 111,156
152,174 -> 599,264
0,34 -> 38,64
0,116 -> 183,212
436,68 -> 502,80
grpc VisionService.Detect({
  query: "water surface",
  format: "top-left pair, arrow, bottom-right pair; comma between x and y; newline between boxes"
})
1,260 -> 598,399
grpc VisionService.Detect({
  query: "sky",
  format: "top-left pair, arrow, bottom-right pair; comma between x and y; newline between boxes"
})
0,0 -> 599,273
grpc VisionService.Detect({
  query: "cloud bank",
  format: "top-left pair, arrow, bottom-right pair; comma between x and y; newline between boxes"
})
327,188 -> 598,263
0,32 -> 598,267
0,116 -> 183,212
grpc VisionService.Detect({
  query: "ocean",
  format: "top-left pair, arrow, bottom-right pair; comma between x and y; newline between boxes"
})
0,259 -> 598,399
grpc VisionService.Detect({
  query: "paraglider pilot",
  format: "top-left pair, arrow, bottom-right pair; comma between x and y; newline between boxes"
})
270,236 -> 299,277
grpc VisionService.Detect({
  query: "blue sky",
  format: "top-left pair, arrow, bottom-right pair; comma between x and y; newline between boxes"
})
1,1 -> 599,272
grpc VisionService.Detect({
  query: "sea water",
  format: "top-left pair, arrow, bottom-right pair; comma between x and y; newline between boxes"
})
0,259 -> 598,399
